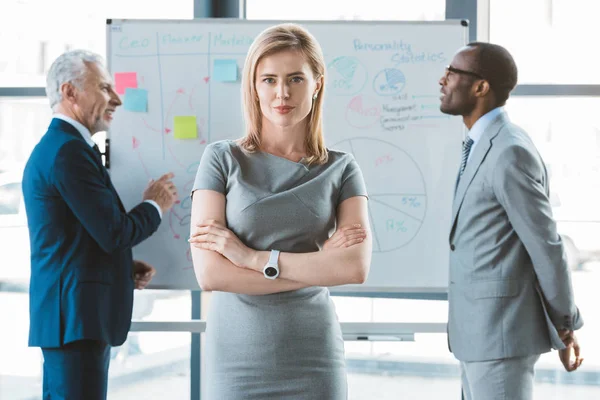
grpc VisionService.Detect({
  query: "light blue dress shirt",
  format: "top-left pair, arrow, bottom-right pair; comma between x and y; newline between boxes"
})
465,106 -> 505,164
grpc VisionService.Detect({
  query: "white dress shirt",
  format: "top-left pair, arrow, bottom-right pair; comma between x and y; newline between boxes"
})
53,113 -> 162,219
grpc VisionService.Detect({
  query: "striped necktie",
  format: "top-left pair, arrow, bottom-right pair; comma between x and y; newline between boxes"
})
459,136 -> 474,177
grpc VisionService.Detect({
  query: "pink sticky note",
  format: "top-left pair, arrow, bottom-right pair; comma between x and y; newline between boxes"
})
115,72 -> 137,95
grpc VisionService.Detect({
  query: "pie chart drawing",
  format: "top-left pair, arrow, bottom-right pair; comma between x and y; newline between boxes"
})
332,138 -> 427,252
373,68 -> 406,96
328,56 -> 368,96
345,94 -> 381,128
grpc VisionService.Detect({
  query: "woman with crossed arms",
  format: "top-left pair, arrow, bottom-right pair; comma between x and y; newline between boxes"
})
189,23 -> 372,399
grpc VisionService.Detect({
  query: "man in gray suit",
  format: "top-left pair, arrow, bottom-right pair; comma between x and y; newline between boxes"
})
439,42 -> 584,400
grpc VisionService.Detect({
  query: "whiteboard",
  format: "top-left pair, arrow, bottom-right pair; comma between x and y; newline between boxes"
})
107,19 -> 467,292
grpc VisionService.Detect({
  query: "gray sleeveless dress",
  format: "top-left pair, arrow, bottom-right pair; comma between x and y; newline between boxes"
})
193,140 -> 368,400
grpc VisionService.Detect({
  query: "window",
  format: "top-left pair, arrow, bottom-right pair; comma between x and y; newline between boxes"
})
5,1 -> 599,399
0,291 -> 42,400
0,99 -> 40,284
347,335 -> 461,400
108,331 -> 191,400
0,183 -> 22,215
505,97 -> 600,256
0,97 -> 51,169
490,0 -> 600,84
109,290 -> 192,399
0,0 -> 193,87
246,0 -> 445,21
38,42 -> 48,75
333,297 -> 461,400
0,290 -> 192,400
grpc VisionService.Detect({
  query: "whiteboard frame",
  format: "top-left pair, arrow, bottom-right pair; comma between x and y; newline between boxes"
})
105,18 -> 469,294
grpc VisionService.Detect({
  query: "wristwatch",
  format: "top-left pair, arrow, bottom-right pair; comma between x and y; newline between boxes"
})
263,250 -> 280,280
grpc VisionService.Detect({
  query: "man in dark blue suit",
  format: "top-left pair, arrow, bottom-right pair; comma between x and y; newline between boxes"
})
22,50 -> 178,400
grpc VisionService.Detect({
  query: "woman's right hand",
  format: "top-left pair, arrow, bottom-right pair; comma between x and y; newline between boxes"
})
189,219 -> 256,269
323,224 -> 367,250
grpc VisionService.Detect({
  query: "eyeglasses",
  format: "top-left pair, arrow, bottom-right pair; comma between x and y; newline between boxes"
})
445,65 -> 485,80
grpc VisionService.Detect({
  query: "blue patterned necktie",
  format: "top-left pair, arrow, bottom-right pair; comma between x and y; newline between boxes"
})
459,136 -> 474,178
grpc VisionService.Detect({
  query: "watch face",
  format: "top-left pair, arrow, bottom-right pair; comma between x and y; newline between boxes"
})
264,266 -> 278,277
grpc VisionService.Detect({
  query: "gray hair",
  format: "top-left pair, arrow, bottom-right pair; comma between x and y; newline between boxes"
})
46,50 -> 105,109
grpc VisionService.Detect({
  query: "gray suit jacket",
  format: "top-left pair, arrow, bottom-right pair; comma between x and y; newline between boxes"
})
448,112 -> 583,362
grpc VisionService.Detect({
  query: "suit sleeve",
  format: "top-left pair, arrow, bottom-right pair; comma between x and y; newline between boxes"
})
52,140 -> 161,254
493,144 -> 583,331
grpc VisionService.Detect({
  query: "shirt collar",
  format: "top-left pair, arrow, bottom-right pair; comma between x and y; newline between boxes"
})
53,113 -> 95,148
467,106 -> 505,144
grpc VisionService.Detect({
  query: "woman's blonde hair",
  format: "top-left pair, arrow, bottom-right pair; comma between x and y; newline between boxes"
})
240,23 -> 328,165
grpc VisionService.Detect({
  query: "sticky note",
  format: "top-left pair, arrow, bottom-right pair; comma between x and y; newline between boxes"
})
173,116 -> 197,139
124,88 -> 148,112
213,59 -> 238,82
115,72 -> 137,94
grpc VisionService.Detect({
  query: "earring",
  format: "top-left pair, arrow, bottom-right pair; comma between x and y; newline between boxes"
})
313,93 -> 318,100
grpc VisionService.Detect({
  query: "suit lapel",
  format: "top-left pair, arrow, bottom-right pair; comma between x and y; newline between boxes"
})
450,114 -> 509,231
50,118 -> 127,213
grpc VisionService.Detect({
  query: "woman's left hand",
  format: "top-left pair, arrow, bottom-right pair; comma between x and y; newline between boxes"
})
188,219 -> 255,268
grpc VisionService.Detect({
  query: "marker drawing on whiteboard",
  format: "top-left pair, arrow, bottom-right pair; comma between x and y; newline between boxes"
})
189,83 -> 201,111
141,118 -> 161,133
179,196 -> 191,211
167,142 -> 186,169
182,179 -> 196,194
331,137 -> 428,252
373,68 -> 406,96
186,162 -> 200,175
135,150 -> 151,179
408,123 -> 438,128
183,249 -> 193,270
345,95 -> 380,129
375,154 -> 394,167
412,94 -> 438,99
171,207 -> 184,221
198,118 -> 207,144
164,89 -> 185,131
169,209 -> 181,239
327,56 -> 368,96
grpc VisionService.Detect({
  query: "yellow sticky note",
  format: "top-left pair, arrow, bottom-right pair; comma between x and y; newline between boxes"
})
173,116 -> 197,139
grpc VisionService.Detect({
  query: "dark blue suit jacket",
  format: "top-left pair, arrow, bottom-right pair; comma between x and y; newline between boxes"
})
23,118 -> 161,348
